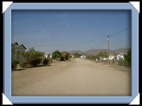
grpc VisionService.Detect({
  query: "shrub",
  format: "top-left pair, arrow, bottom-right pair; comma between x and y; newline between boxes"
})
73,53 -> 82,58
30,58 -> 42,67
21,48 -> 44,67
12,60 -> 19,70
69,55 -> 72,58
59,56 -> 64,61
118,49 -> 131,67
124,60 -> 129,67
98,50 -> 109,58
20,61 -> 28,68
43,58 -> 49,65
23,48 -> 44,63
124,49 -> 131,67
118,58 -> 124,66
86,55 -> 97,60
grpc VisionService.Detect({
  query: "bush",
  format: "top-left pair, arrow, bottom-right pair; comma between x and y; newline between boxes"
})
86,55 -> 98,60
59,56 -> 64,61
20,61 -> 28,68
118,58 -> 124,66
73,53 -> 82,58
23,48 -> 44,63
43,58 -> 49,65
12,60 -> 19,70
124,60 -> 129,67
118,49 -> 131,67
69,55 -> 72,58
30,58 -> 42,67
124,49 -> 131,67
98,50 -> 109,58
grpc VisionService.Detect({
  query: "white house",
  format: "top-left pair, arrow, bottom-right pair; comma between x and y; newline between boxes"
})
108,54 -> 115,60
99,57 -> 108,61
44,54 -> 52,58
80,55 -> 86,59
44,54 -> 48,58
117,53 -> 125,61
71,55 -> 74,58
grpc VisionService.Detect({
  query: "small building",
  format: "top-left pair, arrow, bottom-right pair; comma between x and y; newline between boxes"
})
108,54 -> 115,60
102,57 -> 108,61
15,44 -> 26,52
12,42 -> 26,61
117,53 -> 125,61
48,54 -> 52,58
44,54 -> 48,58
71,55 -> 74,58
44,53 -> 52,58
80,55 -> 86,59
99,57 -> 108,61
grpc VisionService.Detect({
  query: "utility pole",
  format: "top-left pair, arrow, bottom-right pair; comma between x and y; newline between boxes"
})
107,35 -> 109,56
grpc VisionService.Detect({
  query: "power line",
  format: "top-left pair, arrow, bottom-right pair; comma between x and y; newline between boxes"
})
94,37 -> 106,49
60,35 -> 107,46
24,27 -> 131,53
109,27 -> 130,37
61,27 -> 130,46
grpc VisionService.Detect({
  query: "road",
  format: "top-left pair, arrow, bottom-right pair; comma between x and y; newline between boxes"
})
12,58 -> 131,96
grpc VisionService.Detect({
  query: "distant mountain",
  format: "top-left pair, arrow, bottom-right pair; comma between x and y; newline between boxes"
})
69,50 -> 84,55
69,48 -> 130,55
84,49 -> 104,55
112,48 -> 130,54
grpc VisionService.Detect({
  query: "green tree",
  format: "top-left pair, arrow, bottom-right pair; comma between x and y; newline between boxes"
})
124,49 -> 131,67
98,50 -> 109,58
61,51 -> 70,60
11,45 -> 19,70
29,47 -> 35,52
73,53 -> 82,58
21,48 -> 44,67
52,50 -> 61,59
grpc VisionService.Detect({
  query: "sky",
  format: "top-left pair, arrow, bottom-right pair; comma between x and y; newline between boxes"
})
12,10 -> 131,54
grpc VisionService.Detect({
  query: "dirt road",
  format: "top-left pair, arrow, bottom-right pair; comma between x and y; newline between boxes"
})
12,58 -> 131,96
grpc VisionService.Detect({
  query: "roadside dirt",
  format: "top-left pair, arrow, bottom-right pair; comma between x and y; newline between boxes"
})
12,58 -> 131,96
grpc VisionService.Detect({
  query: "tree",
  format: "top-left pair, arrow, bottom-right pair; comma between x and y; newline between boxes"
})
124,49 -> 131,67
98,50 -> 109,58
11,45 -> 18,70
73,53 -> 82,58
60,51 -> 70,61
52,50 -> 61,59
21,48 -> 44,67
29,47 -> 35,52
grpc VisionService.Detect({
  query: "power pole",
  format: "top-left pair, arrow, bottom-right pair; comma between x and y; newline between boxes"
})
107,35 -> 109,56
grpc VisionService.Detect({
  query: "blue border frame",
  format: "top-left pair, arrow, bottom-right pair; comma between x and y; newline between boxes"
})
4,3 -> 139,104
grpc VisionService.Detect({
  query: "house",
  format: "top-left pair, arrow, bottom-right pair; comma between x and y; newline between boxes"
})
80,55 -> 86,59
99,57 -> 108,61
48,54 -> 52,58
12,42 -> 26,52
117,53 -> 125,61
12,42 -> 26,61
108,54 -> 115,60
44,53 -> 52,58
102,57 -> 108,61
71,55 -> 74,58
45,53 -> 52,62
44,54 -> 48,58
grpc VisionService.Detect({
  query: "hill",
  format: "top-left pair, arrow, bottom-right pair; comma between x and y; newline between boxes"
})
69,48 -> 130,55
